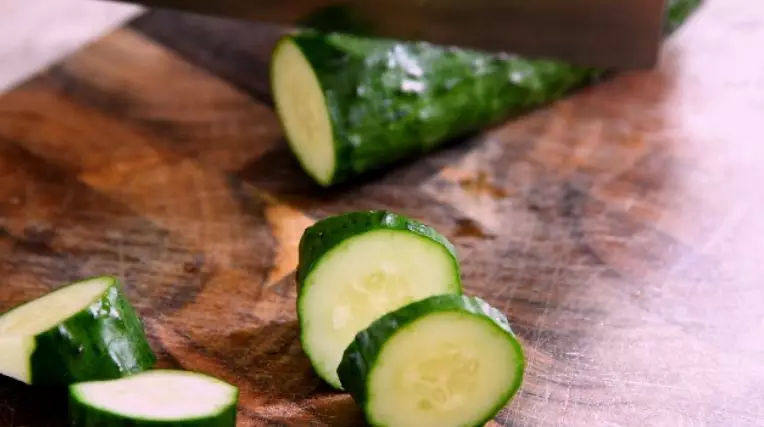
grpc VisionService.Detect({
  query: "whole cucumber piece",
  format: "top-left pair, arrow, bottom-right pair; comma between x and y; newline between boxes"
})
270,0 -> 702,186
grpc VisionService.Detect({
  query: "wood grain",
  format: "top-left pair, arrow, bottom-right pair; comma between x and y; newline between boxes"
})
1,0 -> 763,425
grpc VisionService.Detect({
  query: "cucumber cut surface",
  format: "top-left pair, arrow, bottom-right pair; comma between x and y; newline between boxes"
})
0,276 -> 155,385
0,277 -> 107,335
298,211 -> 461,388
271,38 -> 335,185
338,294 -> 524,427
69,370 -> 238,426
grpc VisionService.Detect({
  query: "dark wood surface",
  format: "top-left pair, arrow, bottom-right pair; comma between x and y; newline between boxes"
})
1,0 -> 763,425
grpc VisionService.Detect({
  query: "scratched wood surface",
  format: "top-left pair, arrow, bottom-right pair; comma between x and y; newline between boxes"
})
1,0 -> 763,425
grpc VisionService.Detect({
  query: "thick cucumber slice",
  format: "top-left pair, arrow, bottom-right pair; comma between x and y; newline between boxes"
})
270,0 -> 702,186
0,276 -> 155,385
69,370 -> 238,426
298,211 -> 461,389
338,294 -> 524,427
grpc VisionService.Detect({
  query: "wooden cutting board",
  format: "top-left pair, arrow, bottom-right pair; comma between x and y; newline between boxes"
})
1,0 -> 763,425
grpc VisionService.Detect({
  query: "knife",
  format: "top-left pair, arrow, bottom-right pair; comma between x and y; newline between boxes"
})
110,0 -> 667,68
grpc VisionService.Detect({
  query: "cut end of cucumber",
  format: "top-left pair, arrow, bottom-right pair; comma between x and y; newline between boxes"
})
368,312 -> 522,427
0,277 -> 113,383
0,337 -> 35,383
0,276 -> 111,336
71,370 -> 238,422
300,229 -> 460,388
272,38 -> 336,186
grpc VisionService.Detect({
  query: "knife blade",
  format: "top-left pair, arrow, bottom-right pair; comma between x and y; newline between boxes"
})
110,0 -> 666,68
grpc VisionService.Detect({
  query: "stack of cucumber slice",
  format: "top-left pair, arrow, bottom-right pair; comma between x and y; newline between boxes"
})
297,211 -> 463,388
298,211 -> 525,426
0,276 -> 239,427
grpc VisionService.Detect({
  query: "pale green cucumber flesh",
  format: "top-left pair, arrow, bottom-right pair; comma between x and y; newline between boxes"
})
0,276 -> 155,385
0,336 -> 35,383
69,370 -> 238,426
338,294 -> 524,427
271,38 -> 336,186
298,212 -> 461,389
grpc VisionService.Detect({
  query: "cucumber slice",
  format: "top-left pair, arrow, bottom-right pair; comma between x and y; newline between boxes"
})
0,276 -> 155,385
337,294 -> 524,427
298,211 -> 462,389
69,370 -> 238,426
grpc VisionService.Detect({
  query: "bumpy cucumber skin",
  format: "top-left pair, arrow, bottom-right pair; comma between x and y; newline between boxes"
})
68,381 -> 238,427
274,0 -> 702,186
28,277 -> 155,385
337,294 -> 525,427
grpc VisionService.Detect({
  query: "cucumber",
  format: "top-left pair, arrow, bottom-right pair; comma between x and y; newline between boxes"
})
297,211 -> 462,389
0,276 -> 155,385
271,32 -> 594,186
337,294 -> 524,427
270,0 -> 702,186
69,370 -> 238,426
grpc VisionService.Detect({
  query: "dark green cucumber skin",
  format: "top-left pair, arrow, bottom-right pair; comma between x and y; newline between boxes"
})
276,0 -> 701,185
68,394 -> 237,427
29,277 -> 155,385
337,294 -> 524,427
296,210 -> 460,287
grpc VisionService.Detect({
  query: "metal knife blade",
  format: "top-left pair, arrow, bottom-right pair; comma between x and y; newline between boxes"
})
112,0 -> 667,68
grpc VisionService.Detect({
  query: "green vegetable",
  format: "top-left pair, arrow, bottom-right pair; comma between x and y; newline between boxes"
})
69,370 -> 238,426
270,0 -> 702,186
298,210 -> 462,388
337,294 -> 524,427
0,276 -> 155,385
271,32 -> 594,186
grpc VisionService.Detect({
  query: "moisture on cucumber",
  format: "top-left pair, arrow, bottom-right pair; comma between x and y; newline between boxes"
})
297,210 -> 462,389
0,276 -> 155,385
69,370 -> 238,427
337,294 -> 524,427
270,0 -> 702,186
